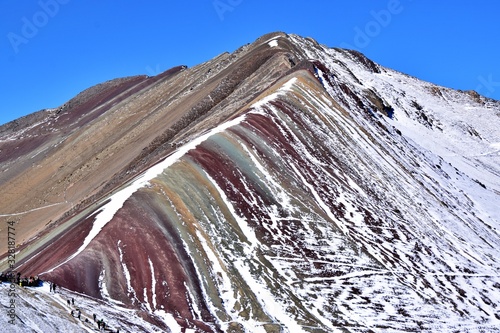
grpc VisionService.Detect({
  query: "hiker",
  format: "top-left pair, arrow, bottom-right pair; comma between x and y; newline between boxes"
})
53,283 -> 57,292
93,313 -> 97,322
77,309 -> 81,319
71,298 -> 74,305
71,310 -> 74,316
67,299 -> 70,306
49,283 -> 53,292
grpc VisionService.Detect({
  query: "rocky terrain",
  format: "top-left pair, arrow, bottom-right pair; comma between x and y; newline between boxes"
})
1,32 -> 499,332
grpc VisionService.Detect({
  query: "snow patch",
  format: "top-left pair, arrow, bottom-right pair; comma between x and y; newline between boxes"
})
252,77 -> 297,109
154,310 -> 182,333
268,39 -> 278,47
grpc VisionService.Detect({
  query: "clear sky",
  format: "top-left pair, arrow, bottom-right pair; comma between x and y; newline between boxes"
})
1,0 -> 499,126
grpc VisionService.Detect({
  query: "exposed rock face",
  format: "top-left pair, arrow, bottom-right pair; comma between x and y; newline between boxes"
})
1,32 -> 499,332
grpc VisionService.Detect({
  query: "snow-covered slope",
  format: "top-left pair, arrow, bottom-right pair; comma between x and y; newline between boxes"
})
0,282 -> 177,332
1,32 -> 499,332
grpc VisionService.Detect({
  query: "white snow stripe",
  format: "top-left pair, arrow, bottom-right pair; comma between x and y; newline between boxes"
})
45,113 -> 249,273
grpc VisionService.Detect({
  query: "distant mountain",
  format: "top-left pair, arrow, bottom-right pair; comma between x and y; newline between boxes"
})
1,32 -> 499,333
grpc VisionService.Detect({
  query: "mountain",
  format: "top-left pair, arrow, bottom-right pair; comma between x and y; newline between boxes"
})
1,32 -> 499,333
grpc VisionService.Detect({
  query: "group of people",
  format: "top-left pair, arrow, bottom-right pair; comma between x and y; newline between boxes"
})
94,313 -> 120,332
0,271 -> 42,287
49,282 -> 58,292
1,272 -> 122,332
96,318 -> 107,330
68,300 -> 120,332
70,308 -> 81,319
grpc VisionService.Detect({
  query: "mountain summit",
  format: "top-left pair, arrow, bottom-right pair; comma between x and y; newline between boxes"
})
1,32 -> 499,332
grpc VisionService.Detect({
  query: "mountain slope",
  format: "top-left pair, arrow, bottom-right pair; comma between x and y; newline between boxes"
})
1,32 -> 499,332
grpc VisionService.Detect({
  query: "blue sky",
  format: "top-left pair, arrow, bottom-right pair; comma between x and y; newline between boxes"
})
1,0 -> 499,126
